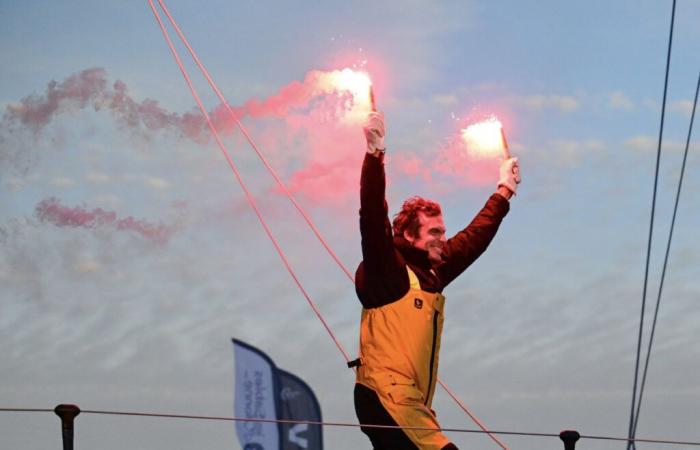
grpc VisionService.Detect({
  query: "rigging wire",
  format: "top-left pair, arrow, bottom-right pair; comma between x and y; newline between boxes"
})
436,378 -> 508,449
2,407 -> 700,447
146,0 -> 352,365
149,0 -> 508,448
154,0 -> 355,284
626,1 -> 676,449
632,68 -> 699,439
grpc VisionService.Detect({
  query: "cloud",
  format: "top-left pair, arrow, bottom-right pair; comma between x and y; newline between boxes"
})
49,176 -> 75,188
73,259 -> 102,274
670,99 -> 694,117
511,94 -> 580,114
81,172 -> 173,191
92,194 -> 122,208
34,197 -> 176,245
608,91 -> 635,111
547,138 -> 605,167
143,176 -> 172,190
85,172 -> 113,184
624,135 -> 687,153
624,134 -> 656,152
431,94 -> 459,107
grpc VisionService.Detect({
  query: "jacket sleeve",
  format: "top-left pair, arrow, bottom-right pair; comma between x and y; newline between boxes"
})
438,193 -> 510,286
357,153 -> 408,306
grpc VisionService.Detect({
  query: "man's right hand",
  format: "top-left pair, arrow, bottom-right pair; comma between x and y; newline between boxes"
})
363,112 -> 386,155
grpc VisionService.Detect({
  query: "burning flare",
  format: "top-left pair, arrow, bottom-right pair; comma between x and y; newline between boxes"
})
320,69 -> 372,108
316,68 -> 373,123
461,116 -> 509,159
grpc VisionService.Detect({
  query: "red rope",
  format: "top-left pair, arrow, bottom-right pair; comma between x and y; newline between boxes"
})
147,0 -> 352,366
155,0 -> 355,283
149,1 -> 507,447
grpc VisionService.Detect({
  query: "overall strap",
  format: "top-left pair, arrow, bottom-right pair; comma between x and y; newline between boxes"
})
407,266 -> 421,290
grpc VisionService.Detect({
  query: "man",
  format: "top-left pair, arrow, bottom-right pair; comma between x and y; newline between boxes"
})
351,111 -> 519,450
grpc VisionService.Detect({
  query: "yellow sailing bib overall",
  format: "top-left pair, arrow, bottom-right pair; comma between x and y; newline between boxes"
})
355,267 -> 448,450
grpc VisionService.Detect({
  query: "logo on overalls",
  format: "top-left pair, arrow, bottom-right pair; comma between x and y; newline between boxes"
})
414,298 -> 423,309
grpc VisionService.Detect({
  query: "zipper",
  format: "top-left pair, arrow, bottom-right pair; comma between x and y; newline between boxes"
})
424,308 -> 440,405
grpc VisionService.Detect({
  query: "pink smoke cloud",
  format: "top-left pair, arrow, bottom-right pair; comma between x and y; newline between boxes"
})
208,69 -> 370,134
2,68 -> 207,141
242,77 -> 314,118
392,153 -> 433,184
284,157 -> 359,204
4,68 -> 108,133
210,69 -> 502,200
1,67 -> 370,202
35,197 -> 175,245
206,69 -> 372,203
432,136 -> 500,187
1,66 -> 364,143
5,67 -> 500,206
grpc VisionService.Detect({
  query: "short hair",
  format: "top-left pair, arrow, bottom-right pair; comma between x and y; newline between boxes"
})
392,196 -> 442,238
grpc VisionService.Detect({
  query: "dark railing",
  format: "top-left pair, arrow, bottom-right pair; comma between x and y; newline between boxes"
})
51,403 -> 585,450
4,404 -> 700,449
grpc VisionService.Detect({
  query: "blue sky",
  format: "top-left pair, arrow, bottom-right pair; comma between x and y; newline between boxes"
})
1,1 -> 699,449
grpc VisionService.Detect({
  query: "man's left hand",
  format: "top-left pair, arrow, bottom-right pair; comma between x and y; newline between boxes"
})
498,157 -> 520,196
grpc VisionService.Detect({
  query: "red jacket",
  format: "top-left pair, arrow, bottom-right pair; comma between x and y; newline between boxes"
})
355,152 -> 510,308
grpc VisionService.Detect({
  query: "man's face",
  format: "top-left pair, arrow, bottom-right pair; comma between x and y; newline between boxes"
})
404,212 -> 447,265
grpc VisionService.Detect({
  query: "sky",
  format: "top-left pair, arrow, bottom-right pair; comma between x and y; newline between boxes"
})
1,1 -> 699,449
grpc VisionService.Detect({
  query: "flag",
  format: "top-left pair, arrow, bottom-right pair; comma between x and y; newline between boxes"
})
233,339 -> 323,450
233,338 -> 280,450
277,369 -> 323,450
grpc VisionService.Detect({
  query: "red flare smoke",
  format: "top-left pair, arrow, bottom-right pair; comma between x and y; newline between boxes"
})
2,68 -> 208,141
2,67 -> 373,141
35,197 -> 174,245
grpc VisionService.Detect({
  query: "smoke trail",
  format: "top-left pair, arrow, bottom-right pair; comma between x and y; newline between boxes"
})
241,69 -> 370,119
208,68 -> 372,135
2,67 -> 207,141
432,135 -> 499,186
206,68 -> 372,202
3,67 -> 498,203
1,67 -> 373,202
2,67 -> 369,140
4,68 -> 108,133
108,79 -> 206,141
35,197 -> 175,245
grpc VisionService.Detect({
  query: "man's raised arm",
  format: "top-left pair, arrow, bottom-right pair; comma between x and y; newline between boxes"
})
439,157 -> 520,285
359,112 -> 395,276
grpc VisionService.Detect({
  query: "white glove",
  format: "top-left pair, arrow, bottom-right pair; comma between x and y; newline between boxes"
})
498,157 -> 521,194
363,112 -> 385,154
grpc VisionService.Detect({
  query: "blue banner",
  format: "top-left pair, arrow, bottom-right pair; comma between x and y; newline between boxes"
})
277,368 -> 323,450
233,339 -> 323,450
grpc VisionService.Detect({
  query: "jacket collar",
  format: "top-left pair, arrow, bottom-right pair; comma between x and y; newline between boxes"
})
394,236 -> 443,270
